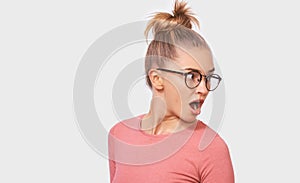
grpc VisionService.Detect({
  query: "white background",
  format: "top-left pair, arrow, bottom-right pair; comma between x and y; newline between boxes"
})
1,0 -> 300,182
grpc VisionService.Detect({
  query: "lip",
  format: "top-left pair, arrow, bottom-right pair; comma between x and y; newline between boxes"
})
189,99 -> 205,106
190,99 -> 204,104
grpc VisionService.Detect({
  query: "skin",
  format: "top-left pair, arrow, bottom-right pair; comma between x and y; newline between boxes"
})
141,47 -> 215,135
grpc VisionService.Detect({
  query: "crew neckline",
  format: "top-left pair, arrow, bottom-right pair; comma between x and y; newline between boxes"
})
137,113 -> 199,138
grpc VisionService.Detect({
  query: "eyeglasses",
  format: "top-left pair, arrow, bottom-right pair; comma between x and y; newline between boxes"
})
156,68 -> 222,91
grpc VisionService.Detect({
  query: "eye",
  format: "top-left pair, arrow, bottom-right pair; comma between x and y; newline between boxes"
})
186,72 -> 195,80
207,74 -> 220,80
186,72 -> 200,81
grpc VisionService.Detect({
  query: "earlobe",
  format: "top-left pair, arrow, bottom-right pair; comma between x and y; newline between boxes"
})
148,70 -> 164,90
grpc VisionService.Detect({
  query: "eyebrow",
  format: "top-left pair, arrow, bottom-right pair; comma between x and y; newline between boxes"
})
184,67 -> 215,74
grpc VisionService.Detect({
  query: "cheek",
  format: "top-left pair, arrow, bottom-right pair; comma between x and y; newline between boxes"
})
166,86 -> 180,104
165,81 -> 189,109
164,82 -> 179,105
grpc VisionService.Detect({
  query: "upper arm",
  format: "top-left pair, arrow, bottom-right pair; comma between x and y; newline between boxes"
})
109,159 -> 116,182
108,128 -> 116,182
199,136 -> 234,183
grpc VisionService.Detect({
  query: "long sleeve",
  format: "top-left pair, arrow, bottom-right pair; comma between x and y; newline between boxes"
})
108,128 -> 116,182
199,135 -> 235,183
109,159 -> 116,182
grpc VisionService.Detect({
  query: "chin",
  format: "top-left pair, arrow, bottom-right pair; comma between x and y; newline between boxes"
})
180,114 -> 198,123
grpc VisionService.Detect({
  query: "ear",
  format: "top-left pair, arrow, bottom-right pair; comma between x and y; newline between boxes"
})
148,69 -> 164,90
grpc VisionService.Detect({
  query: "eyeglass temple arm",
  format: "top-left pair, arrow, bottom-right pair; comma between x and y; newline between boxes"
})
156,68 -> 186,76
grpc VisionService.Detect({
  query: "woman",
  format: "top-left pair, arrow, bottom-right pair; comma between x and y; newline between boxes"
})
108,1 -> 234,182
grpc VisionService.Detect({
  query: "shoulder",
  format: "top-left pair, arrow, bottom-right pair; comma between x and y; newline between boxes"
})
181,121 -> 230,158
188,121 -> 231,164
193,121 -> 229,152
109,114 -> 144,137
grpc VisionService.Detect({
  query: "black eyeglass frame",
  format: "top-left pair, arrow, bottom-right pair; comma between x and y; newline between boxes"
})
156,68 -> 222,91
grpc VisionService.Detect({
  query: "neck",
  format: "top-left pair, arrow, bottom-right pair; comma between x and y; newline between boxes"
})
141,95 -> 196,135
141,110 -> 194,135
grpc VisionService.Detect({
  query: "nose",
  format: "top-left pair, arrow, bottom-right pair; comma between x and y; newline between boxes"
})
195,77 -> 209,95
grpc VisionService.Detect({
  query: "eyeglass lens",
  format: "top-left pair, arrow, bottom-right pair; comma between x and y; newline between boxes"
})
185,71 -> 220,91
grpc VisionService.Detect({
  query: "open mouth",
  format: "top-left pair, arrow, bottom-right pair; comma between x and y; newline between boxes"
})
189,101 -> 201,110
189,99 -> 203,115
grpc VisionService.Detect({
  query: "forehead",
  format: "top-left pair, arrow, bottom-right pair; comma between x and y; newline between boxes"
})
168,47 -> 214,73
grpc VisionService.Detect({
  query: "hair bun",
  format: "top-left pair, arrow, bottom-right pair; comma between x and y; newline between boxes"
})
145,0 -> 199,39
172,0 -> 199,29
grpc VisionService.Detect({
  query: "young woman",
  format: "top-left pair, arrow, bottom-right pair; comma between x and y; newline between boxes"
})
108,1 -> 234,182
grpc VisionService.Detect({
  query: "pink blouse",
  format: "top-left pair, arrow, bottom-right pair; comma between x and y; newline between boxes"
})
108,114 -> 234,183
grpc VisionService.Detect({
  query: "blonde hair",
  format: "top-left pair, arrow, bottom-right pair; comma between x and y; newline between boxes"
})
144,0 -> 210,88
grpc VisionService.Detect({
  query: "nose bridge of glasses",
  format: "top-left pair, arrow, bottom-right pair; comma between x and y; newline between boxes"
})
190,71 -> 221,91
193,76 -> 208,93
197,73 -> 207,83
